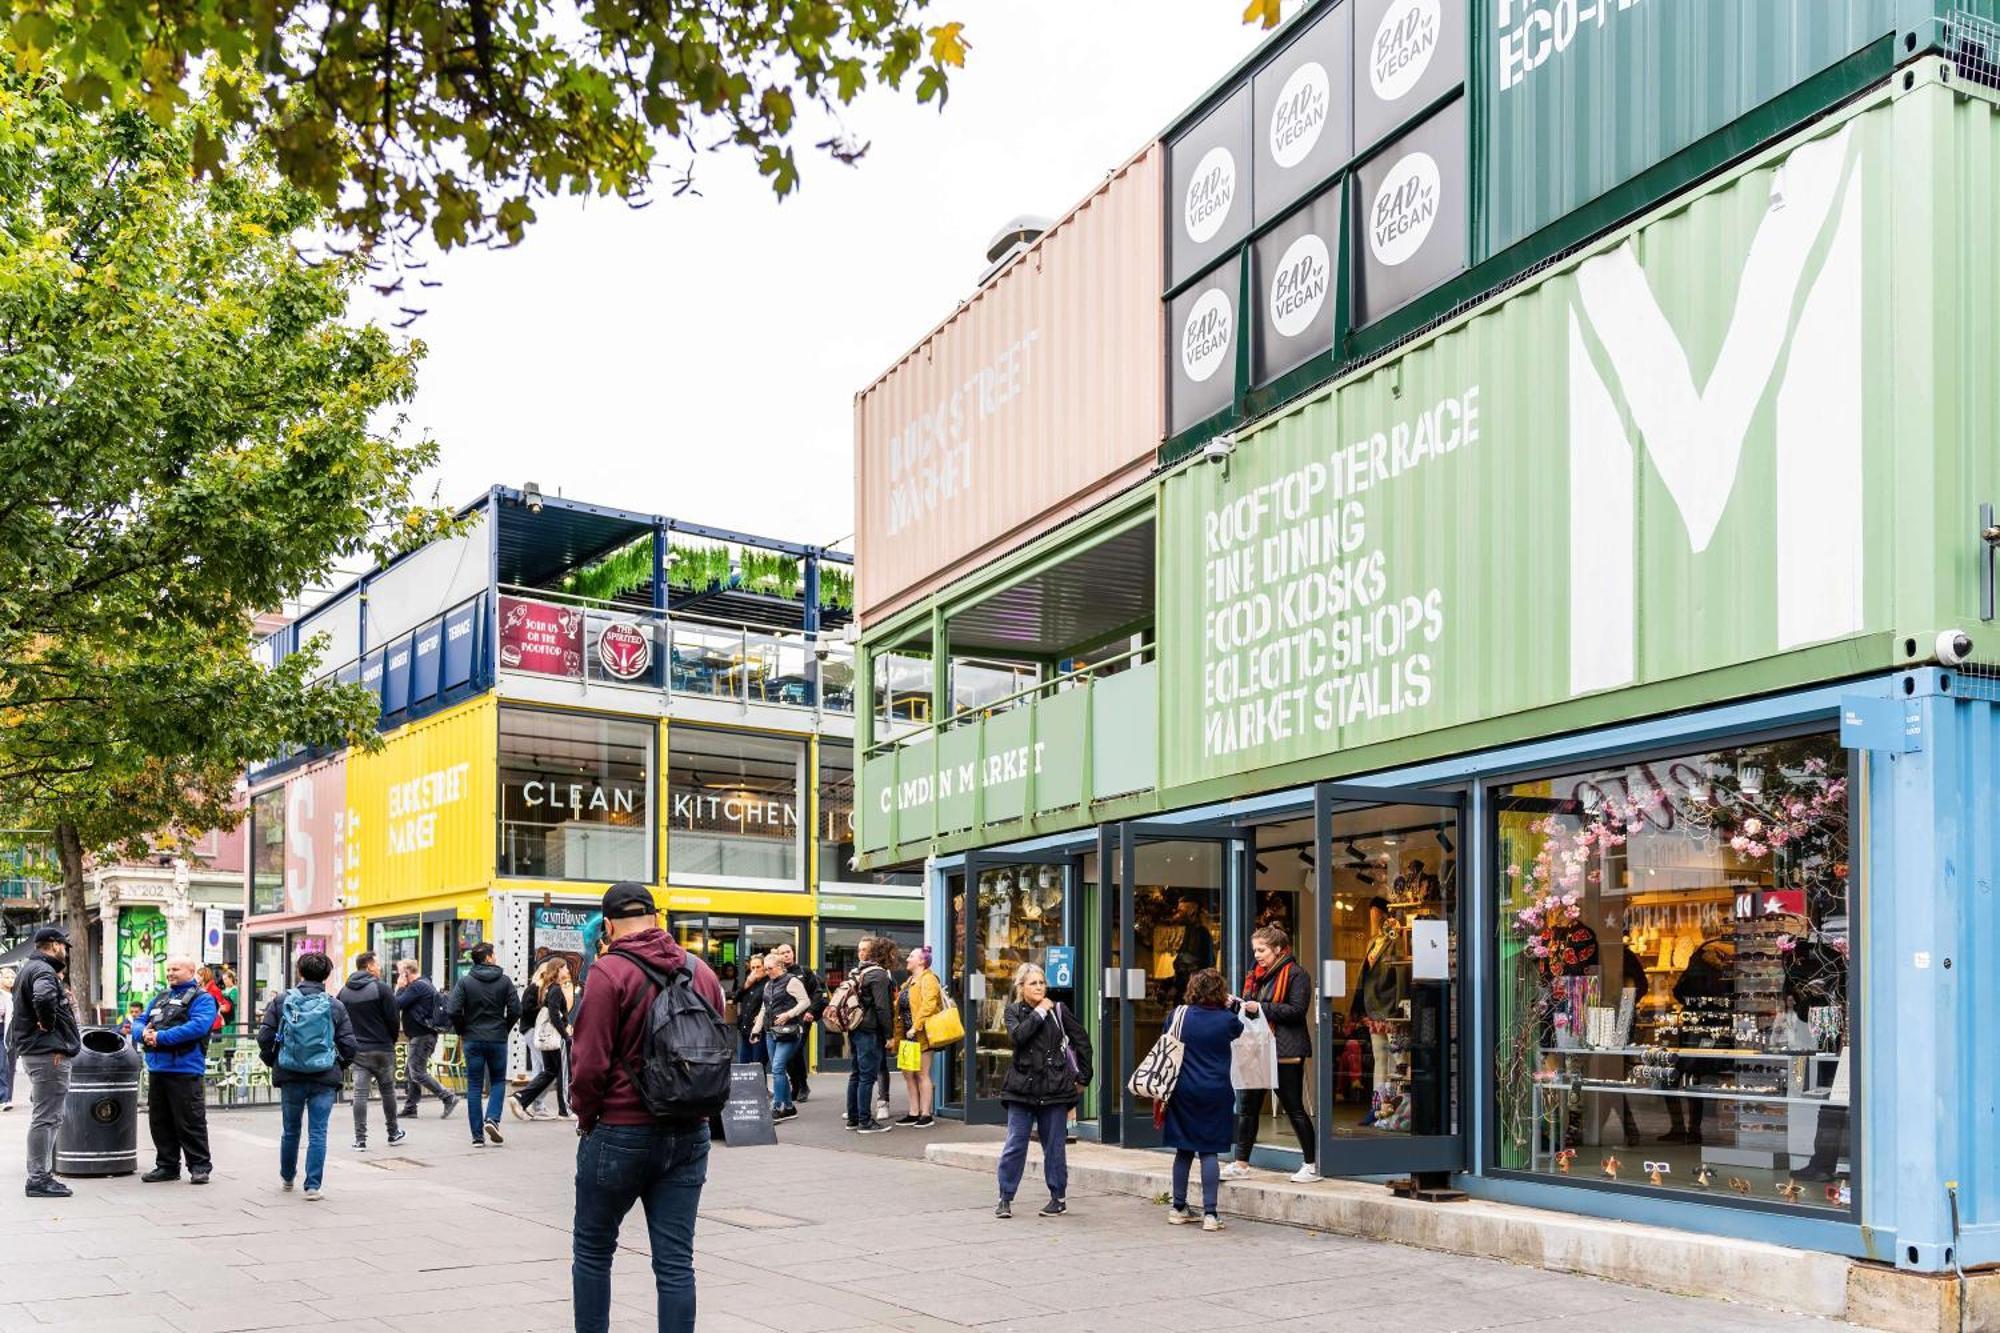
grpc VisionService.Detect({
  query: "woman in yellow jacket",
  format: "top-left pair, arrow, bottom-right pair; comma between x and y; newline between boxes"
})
896,947 -> 944,1127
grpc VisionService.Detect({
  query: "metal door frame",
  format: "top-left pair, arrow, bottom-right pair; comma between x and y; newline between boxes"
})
1314,781 -> 1470,1177
958,848 -> 1088,1126
1113,819 -> 1250,1149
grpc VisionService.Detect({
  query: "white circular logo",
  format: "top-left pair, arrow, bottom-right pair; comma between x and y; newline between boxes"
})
1369,151 -> 1442,267
1268,61 -> 1330,170
1268,233 -> 1330,339
1183,145 -> 1238,245
1181,288 -> 1233,384
1370,0 -> 1441,103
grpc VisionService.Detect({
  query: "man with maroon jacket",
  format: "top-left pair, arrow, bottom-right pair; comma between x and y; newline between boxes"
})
569,881 -> 725,1333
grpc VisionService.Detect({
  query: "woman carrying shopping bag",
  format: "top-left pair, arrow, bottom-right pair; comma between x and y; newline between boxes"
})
993,964 -> 1092,1219
1225,926 -> 1318,1182
895,947 -> 945,1127
1161,968 -> 1242,1231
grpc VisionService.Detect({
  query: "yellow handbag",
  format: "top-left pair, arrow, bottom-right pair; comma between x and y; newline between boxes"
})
923,989 -> 965,1047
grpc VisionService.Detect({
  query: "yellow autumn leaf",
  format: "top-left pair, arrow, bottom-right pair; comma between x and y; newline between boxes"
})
927,21 -> 969,68
1242,0 -> 1283,29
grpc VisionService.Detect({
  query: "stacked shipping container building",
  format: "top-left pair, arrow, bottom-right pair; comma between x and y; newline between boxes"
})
853,0 -> 2000,1284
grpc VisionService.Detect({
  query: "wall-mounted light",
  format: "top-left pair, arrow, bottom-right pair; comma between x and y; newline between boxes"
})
523,482 -> 544,513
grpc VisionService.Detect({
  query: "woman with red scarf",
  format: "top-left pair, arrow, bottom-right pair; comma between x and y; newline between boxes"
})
1223,926 -> 1318,1182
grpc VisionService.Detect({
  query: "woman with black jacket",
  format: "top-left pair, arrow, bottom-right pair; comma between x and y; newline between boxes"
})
509,959 -> 574,1120
993,963 -> 1093,1219
732,953 -> 768,1069
1225,926 -> 1319,1181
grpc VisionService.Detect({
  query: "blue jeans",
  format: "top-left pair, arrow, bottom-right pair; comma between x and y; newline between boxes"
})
1173,1149 -> 1221,1217
768,1035 -> 801,1111
279,1084 -> 336,1190
573,1121 -> 709,1333
736,1034 -> 766,1067
462,1039 -> 509,1141
846,1031 -> 883,1126
996,1102 -> 1070,1202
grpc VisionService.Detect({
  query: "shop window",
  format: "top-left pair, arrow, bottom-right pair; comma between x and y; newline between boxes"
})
249,787 -> 285,915
250,936 -> 288,1023
1494,735 -> 1853,1211
817,744 -> 921,889
371,917 -> 422,969
666,727 -> 802,887
973,864 -> 1073,1101
498,707 -> 653,883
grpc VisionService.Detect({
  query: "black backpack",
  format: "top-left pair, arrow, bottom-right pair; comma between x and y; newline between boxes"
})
621,956 -> 734,1120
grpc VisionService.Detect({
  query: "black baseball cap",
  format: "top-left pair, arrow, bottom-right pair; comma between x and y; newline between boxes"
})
32,926 -> 70,946
602,882 -> 657,920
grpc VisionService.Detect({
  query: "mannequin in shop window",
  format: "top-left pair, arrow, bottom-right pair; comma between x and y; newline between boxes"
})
1350,897 -> 1405,1128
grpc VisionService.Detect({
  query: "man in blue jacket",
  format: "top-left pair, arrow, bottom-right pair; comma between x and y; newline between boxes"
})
133,957 -> 218,1184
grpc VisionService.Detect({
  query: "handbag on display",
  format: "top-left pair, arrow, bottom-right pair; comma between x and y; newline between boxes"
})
1127,1005 -> 1189,1103
924,988 -> 965,1047
1229,1010 -> 1279,1090
897,1039 -> 924,1073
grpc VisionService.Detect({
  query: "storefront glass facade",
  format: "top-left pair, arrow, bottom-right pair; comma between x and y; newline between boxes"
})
819,743 -> 920,890
1493,733 -> 1853,1211
498,706 -> 652,882
666,727 -> 802,887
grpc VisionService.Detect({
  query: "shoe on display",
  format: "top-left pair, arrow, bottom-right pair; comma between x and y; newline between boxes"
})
507,1098 -> 529,1122
189,1172 -> 210,1185
994,1198 -> 1012,1219
1202,1215 -> 1226,1232
1167,1206 -> 1195,1225
141,1167 -> 180,1183
387,1129 -> 407,1146
856,1122 -> 892,1134
1289,1164 -> 1321,1183
1038,1199 -> 1067,1218
484,1120 -> 505,1144
1219,1161 -> 1251,1180
303,1188 -> 323,1201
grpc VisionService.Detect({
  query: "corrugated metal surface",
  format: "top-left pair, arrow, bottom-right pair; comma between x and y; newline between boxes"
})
346,695 -> 496,905
855,145 -> 1165,626
1156,72 -> 1974,792
1479,0 -> 1898,260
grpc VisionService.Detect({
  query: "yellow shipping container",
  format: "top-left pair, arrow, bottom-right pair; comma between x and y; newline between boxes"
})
346,695 -> 496,910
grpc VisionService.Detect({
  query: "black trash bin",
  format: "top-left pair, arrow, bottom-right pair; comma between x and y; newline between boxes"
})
56,1028 -> 142,1177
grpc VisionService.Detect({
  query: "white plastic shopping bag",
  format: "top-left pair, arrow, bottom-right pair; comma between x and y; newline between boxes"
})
1230,1010 -> 1279,1090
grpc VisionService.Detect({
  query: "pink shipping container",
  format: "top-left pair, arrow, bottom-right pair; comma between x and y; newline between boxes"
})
855,143 -> 1165,626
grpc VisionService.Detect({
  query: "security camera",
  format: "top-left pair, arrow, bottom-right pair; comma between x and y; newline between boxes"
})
1936,630 -> 1975,667
813,640 -> 830,661
1201,435 -> 1237,465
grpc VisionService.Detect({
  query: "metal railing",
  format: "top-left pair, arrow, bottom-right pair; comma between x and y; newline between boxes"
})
495,585 -> 854,714
864,645 -> 1152,760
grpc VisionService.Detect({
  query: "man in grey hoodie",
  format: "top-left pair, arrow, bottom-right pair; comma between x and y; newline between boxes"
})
336,953 -> 405,1150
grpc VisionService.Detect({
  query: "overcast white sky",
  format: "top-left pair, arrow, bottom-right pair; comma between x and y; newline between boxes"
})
356,0 -> 1273,555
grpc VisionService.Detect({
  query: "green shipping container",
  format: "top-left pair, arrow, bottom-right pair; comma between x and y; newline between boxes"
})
1478,0 -> 1996,261
1157,64 -> 2000,792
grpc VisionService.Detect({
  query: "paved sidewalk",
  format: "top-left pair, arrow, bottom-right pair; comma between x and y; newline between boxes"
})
0,1095 -> 1868,1332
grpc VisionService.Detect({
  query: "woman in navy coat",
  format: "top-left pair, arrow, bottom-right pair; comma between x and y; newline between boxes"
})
1161,968 -> 1242,1230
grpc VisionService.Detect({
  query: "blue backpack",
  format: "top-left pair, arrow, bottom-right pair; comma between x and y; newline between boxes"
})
277,989 -> 338,1074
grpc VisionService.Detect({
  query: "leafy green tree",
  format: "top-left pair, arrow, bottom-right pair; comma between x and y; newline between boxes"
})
0,73 -> 446,1014
2,0 -> 970,254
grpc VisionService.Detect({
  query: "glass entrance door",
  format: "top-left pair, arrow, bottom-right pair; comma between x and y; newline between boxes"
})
1114,824 -> 1245,1149
959,851 -> 1081,1126
1316,783 -> 1466,1177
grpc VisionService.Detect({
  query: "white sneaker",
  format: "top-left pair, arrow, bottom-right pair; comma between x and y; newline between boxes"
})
1289,1164 -> 1322,1183
1220,1161 -> 1252,1180
303,1188 -> 323,1201
1203,1214 -> 1226,1232
1167,1206 -> 1196,1225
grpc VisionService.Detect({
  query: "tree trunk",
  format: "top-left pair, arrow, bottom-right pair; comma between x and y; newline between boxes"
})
54,821 -> 95,1025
